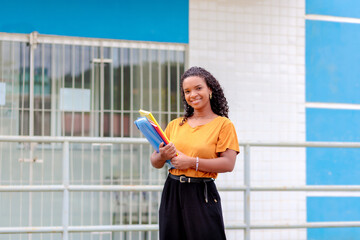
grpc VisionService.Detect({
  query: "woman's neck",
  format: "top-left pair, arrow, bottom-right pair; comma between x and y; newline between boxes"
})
192,109 -> 217,119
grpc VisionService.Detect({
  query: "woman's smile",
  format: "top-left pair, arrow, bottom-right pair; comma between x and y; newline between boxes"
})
190,97 -> 201,104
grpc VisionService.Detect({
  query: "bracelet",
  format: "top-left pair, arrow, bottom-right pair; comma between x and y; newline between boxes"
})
195,157 -> 199,171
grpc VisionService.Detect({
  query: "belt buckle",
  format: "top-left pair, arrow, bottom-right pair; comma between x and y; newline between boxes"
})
179,176 -> 189,183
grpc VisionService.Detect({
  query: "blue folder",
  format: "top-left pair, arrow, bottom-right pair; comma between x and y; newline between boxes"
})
134,117 -> 174,168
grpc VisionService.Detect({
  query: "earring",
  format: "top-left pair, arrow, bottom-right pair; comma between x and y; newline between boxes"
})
210,93 -> 212,99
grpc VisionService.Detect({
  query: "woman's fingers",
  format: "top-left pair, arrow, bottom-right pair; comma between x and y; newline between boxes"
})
158,142 -> 178,159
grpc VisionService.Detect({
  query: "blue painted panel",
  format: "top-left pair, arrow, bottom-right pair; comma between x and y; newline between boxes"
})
307,148 -> 360,185
306,108 -> 360,185
306,20 -> 360,104
307,197 -> 360,240
0,0 -> 189,43
306,0 -> 360,18
306,108 -> 360,142
308,228 -> 360,240
308,197 -> 360,222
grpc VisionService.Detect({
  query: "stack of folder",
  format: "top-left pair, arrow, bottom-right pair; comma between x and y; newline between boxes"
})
134,110 -> 175,168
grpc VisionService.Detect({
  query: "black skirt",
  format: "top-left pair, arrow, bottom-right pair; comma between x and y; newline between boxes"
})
159,174 -> 226,240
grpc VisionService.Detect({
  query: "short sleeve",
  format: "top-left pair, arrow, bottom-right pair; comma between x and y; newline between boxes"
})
216,120 -> 240,154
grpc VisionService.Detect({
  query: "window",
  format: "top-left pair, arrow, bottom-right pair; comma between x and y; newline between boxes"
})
0,36 -> 186,137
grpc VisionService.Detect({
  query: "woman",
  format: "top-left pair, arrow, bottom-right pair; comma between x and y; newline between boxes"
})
150,66 -> 239,240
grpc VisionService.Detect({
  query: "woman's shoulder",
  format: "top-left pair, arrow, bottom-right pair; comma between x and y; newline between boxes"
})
216,116 -> 234,125
166,117 -> 183,128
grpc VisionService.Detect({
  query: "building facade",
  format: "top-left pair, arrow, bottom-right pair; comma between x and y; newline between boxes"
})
0,0 -> 359,239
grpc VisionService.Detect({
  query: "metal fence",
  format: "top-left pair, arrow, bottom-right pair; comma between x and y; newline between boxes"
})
1,136 -> 360,240
0,32 -> 186,240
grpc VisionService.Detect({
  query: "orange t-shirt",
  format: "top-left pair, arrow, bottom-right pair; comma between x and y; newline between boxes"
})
164,116 -> 239,179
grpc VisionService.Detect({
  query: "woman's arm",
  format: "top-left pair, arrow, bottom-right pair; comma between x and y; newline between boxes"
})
150,142 -> 177,169
170,149 -> 237,173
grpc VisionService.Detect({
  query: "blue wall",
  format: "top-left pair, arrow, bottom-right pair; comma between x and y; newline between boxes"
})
306,20 -> 360,104
306,0 -> 360,18
306,108 -> 360,238
0,0 -> 189,43
306,2 -> 360,239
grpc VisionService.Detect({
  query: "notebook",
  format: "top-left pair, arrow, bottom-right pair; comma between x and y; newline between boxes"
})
134,115 -> 174,169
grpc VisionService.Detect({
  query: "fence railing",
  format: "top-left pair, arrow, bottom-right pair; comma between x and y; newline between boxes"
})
1,136 -> 360,240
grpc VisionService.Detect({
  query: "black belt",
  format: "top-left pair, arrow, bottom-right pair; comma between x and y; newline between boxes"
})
168,173 -> 214,203
169,173 -> 214,183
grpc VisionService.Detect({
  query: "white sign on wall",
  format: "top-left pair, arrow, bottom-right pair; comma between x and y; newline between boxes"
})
59,88 -> 90,112
0,82 -> 5,106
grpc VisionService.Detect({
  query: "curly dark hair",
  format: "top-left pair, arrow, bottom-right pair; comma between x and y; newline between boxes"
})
180,66 -> 229,125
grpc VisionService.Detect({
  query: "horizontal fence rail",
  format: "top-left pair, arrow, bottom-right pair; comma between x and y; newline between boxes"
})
0,136 -> 360,239
2,185 -> 360,192
1,135 -> 360,147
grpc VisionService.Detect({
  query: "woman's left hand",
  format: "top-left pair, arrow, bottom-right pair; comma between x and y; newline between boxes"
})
170,151 -> 193,170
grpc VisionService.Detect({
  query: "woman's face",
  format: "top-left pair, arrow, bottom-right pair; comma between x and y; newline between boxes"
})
182,76 -> 212,111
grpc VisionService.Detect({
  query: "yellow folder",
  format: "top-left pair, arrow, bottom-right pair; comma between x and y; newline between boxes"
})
139,109 -> 170,144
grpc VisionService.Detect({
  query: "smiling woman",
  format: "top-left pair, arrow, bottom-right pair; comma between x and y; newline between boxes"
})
150,66 -> 239,240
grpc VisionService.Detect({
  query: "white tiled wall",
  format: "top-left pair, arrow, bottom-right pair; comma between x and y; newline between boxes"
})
189,0 -> 306,239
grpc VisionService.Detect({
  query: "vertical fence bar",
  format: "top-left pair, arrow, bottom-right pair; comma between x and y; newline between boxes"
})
29,33 -> 35,137
100,45 -> 104,138
167,50 -> 170,123
149,49 -> 152,113
129,47 -> 133,240
244,144 -> 251,240
80,46 -> 85,240
50,44 -> 56,138
10,42 -> 15,136
51,140 -> 55,240
62,141 -> 70,240
176,51 -> 180,117
119,47 -> 124,240
110,47 -> 114,138
71,45 -> 75,137
41,43 -> 45,240
28,32 -> 36,240
61,45 -> 65,136
90,46 -> 95,137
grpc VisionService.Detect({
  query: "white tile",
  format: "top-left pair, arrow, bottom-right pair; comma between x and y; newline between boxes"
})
190,0 -> 306,239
